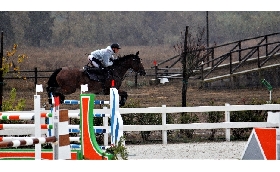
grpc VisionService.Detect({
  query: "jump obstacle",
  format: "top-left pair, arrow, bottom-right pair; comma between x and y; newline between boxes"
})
0,89 -> 71,160
0,84 -> 123,160
47,84 -> 123,150
241,112 -> 280,160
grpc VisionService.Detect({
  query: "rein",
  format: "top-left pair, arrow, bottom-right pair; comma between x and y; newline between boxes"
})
109,65 -> 127,82
109,55 -> 137,82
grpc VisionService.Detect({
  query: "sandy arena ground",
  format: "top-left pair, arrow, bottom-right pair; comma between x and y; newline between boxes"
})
126,141 -> 247,160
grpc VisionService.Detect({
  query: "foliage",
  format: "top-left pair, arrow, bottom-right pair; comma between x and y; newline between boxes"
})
122,98 -> 161,142
206,100 -> 223,140
3,11 -> 280,47
105,136 -> 128,160
1,44 -> 28,112
137,113 -> 161,142
230,98 -> 268,140
2,88 -> 25,111
0,88 -> 26,123
122,99 -> 140,125
1,44 -> 28,79
179,112 -> 199,139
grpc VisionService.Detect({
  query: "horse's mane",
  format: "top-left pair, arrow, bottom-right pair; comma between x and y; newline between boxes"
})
112,53 -> 137,65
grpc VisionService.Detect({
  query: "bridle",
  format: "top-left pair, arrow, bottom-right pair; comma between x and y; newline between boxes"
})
110,54 -> 142,82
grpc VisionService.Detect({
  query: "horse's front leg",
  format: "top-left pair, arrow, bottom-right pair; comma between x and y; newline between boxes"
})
118,90 -> 128,107
47,87 -> 66,105
103,87 -> 127,106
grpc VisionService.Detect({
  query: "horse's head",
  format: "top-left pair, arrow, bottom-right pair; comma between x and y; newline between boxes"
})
112,51 -> 146,77
128,51 -> 146,76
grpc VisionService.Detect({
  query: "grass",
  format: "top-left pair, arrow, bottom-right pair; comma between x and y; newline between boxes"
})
14,45 -> 180,70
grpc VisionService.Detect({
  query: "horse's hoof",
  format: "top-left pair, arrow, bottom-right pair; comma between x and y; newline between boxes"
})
48,98 -> 52,105
119,101 -> 125,107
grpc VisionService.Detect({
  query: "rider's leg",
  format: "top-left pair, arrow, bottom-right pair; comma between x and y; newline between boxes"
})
91,60 -> 100,68
88,55 -> 100,68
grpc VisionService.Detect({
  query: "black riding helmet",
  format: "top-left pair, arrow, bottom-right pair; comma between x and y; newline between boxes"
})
111,43 -> 121,49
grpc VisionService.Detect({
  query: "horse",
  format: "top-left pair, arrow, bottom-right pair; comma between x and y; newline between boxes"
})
46,51 -> 146,107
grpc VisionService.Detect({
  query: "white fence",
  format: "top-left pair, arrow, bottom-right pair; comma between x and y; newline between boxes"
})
1,103 -> 280,145
120,103 -> 280,144
52,103 -> 280,144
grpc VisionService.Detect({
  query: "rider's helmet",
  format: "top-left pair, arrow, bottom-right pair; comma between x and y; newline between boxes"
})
111,43 -> 121,49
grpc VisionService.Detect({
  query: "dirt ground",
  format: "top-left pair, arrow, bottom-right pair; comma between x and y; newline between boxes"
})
7,76 -> 280,111
121,78 -> 280,108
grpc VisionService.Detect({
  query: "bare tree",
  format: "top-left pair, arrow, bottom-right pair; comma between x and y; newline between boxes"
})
174,26 -> 207,107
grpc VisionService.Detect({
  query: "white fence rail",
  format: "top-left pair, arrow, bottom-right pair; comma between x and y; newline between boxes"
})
120,103 -> 280,144
2,103 -> 280,145
58,103 -> 280,144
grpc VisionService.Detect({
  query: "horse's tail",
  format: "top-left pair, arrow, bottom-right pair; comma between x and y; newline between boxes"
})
46,68 -> 62,104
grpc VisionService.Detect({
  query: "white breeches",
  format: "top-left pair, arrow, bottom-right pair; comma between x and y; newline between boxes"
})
88,55 -> 99,68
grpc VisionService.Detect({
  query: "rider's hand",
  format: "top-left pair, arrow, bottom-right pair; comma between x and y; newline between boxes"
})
109,57 -> 116,62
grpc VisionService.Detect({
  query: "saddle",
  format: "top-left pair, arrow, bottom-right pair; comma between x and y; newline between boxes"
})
83,65 -> 109,82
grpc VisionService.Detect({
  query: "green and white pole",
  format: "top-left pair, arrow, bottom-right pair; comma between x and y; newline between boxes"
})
261,79 -> 273,103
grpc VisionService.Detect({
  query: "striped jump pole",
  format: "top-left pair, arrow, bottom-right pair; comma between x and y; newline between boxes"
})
0,136 -> 56,148
110,87 -> 124,146
70,143 -> 110,150
0,112 -> 52,120
0,112 -> 109,120
63,100 -> 110,105
0,136 -> 79,143
52,96 -> 71,160
64,83 -> 109,105
0,124 -> 108,130
0,124 -> 53,129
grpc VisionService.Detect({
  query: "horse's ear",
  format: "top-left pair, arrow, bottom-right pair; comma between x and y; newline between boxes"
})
136,51 -> 139,56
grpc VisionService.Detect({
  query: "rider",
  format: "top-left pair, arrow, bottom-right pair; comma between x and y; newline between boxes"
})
88,43 -> 121,70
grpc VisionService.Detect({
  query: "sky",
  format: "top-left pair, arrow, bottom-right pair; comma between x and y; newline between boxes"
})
1,0 -> 279,11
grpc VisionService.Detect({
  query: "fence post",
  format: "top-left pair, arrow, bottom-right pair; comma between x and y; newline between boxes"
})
34,93 -> 41,159
225,103 -> 230,141
34,67 -> 38,87
162,105 -> 167,145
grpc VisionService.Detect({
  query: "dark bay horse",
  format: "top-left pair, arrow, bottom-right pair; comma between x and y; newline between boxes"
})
46,51 -> 146,106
